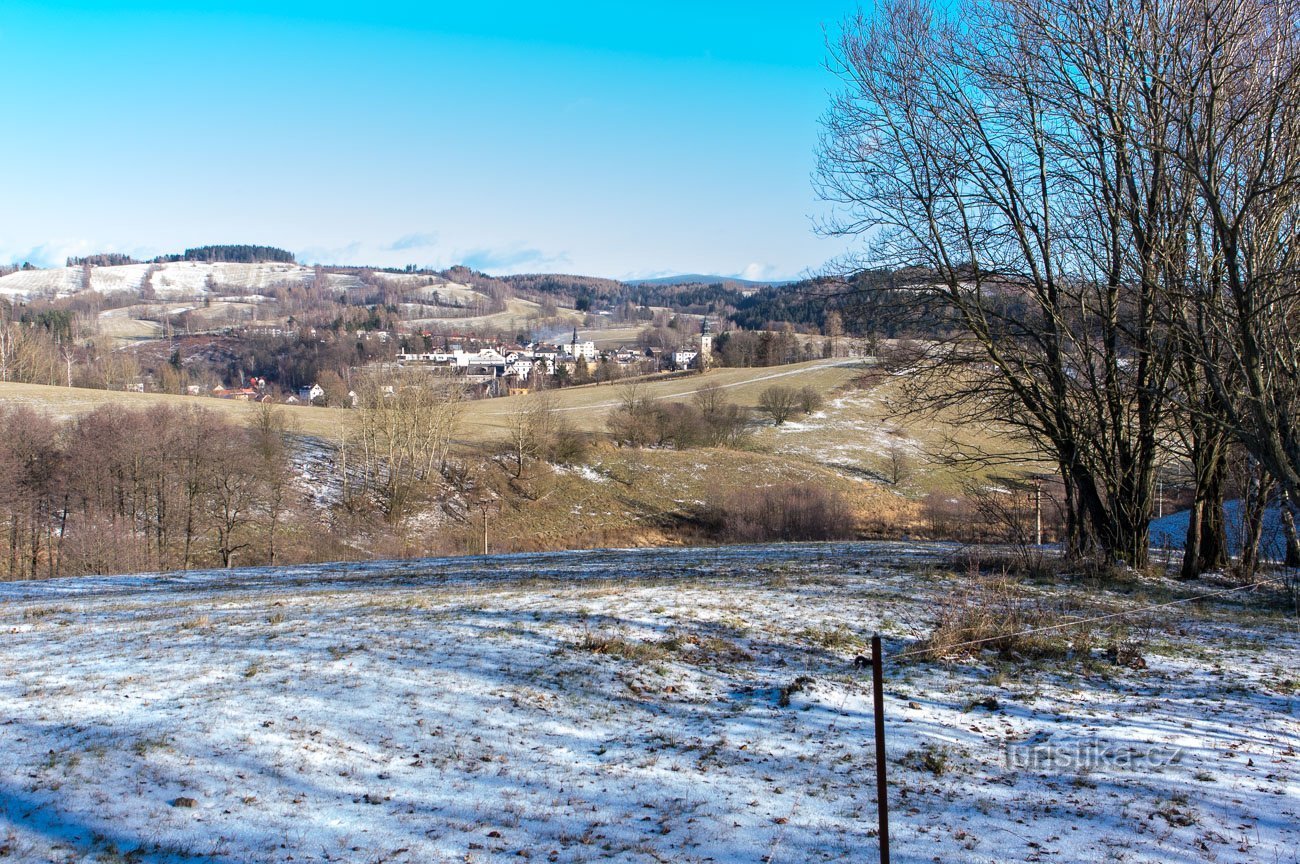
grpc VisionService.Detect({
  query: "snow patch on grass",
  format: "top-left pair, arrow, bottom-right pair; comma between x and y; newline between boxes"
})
0,542 -> 1295,863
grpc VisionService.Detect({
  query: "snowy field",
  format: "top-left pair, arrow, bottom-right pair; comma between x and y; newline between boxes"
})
0,542 -> 1296,863
0,263 -> 365,301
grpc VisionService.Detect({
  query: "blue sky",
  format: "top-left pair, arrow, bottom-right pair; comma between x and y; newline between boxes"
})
0,1 -> 856,279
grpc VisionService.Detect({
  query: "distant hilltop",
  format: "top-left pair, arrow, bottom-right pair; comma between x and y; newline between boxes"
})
0,260 -> 334,301
625,274 -> 800,289
67,245 -> 296,267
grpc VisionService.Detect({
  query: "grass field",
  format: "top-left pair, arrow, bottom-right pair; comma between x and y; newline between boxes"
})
0,361 -> 862,440
2,542 -> 1294,863
460,359 -> 865,434
0,381 -> 348,439
577,325 -> 647,348
405,297 -> 585,333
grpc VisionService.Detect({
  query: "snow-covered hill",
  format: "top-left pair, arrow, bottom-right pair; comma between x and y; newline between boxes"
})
0,542 -> 1295,863
0,262 -> 364,301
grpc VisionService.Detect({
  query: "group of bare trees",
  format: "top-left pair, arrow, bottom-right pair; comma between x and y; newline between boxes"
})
756,385 -> 823,426
820,0 -> 1300,574
0,403 -> 294,580
607,383 -> 754,449
339,369 -> 464,519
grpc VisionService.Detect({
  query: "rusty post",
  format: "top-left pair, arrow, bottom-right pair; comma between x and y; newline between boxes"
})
872,633 -> 891,864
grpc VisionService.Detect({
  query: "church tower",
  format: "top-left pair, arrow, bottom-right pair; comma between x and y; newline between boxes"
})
698,318 -> 713,369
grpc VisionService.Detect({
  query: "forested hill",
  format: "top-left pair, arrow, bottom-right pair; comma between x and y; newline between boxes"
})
65,245 -> 298,268
160,245 -> 297,264
440,265 -> 953,336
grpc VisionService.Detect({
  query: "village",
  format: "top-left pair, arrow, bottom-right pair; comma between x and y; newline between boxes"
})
208,321 -> 717,404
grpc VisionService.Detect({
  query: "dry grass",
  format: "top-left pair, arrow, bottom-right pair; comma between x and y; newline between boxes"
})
0,381 -> 346,438
577,631 -> 670,663
762,371 -> 1040,497
917,575 -> 1092,663
459,360 -> 863,436
914,572 -> 1156,668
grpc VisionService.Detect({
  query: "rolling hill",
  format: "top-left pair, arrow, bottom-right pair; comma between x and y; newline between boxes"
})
626,274 -> 799,288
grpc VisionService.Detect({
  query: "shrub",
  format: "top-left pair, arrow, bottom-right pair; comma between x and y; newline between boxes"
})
797,386 -> 823,414
916,573 -> 1149,666
918,575 -> 1073,661
714,482 -> 856,543
757,386 -> 799,425
608,386 -> 752,449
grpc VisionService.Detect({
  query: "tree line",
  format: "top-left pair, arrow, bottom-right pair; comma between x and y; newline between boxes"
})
0,403 -> 294,580
159,245 -> 297,264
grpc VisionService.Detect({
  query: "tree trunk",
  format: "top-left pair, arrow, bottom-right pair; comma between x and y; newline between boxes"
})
1279,493 -> 1300,568
1236,467 -> 1273,580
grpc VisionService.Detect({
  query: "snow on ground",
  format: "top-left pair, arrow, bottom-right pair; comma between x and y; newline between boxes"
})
0,542 -> 1296,863
771,390 -> 920,472
553,464 -> 609,484
0,263 -> 363,302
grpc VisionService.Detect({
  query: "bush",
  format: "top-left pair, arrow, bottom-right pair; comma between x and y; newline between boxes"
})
916,573 -> 1149,665
918,575 -> 1072,662
544,426 -> 594,465
713,482 -> 856,543
757,386 -> 800,425
608,385 -> 753,449
797,386 -> 823,414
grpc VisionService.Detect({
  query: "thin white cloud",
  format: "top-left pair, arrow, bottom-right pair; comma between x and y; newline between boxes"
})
456,245 -> 571,275
1,240 -> 102,268
739,262 -> 775,282
386,233 -> 439,252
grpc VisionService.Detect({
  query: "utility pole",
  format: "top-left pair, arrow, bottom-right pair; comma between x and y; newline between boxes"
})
481,505 -> 489,556
1034,479 -> 1042,547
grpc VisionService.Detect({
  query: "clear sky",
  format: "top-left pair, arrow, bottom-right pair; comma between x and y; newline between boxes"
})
0,1 -> 858,280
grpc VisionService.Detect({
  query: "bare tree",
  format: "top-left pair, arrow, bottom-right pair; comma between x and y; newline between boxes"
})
818,0 -> 1196,566
249,402 -> 294,566
757,386 -> 799,426
349,368 -> 464,519
823,310 -> 844,358
1166,0 -> 1300,518
884,441 -> 912,486
505,392 -> 562,478
608,382 -> 664,447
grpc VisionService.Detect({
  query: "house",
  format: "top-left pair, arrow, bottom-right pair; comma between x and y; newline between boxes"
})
298,383 -> 326,403
672,350 -> 699,368
506,357 -> 535,378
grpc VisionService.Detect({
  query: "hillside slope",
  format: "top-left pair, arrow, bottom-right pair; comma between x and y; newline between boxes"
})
0,262 -> 365,300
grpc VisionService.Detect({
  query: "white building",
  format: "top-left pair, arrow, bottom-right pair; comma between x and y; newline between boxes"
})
566,329 -> 598,361
506,358 -> 535,377
672,350 -> 699,368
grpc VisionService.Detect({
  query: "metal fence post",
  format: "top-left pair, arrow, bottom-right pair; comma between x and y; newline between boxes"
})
872,633 -> 891,864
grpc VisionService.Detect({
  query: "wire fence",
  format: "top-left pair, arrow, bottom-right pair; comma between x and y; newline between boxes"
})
886,572 -> 1295,662
769,566 -> 1298,863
